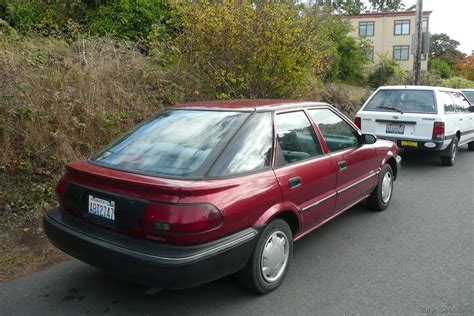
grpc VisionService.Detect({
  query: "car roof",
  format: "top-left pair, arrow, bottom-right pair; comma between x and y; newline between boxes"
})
172,99 -> 330,111
377,85 -> 461,92
460,89 -> 474,91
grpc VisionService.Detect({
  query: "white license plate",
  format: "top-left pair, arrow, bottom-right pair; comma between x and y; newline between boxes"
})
386,124 -> 405,134
88,195 -> 115,220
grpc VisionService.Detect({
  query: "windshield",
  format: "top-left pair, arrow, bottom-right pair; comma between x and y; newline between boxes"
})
462,91 -> 474,103
91,109 -> 249,177
364,89 -> 437,114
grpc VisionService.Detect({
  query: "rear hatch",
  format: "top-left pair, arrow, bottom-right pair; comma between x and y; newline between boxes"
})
61,160 -> 182,237
358,88 -> 439,141
359,111 -> 437,141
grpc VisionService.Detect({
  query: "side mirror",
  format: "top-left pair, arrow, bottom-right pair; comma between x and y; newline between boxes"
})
470,106 -> 474,112
361,133 -> 377,145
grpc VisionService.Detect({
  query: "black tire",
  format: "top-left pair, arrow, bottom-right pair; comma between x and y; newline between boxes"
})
468,141 -> 474,152
440,137 -> 458,166
366,164 -> 394,211
237,219 -> 293,294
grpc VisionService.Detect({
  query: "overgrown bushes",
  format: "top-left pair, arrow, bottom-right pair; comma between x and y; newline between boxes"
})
0,0 -> 171,40
151,2 -> 368,100
0,35 -> 178,216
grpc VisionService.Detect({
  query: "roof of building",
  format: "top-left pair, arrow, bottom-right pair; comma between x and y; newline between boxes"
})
172,99 -> 329,111
345,10 -> 432,19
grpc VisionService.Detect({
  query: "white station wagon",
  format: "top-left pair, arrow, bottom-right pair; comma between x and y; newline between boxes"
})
355,86 -> 474,166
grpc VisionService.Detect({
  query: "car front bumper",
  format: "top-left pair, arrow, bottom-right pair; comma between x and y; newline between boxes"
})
43,208 -> 259,289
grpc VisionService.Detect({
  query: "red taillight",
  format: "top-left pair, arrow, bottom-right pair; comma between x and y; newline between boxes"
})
354,117 -> 361,129
432,122 -> 445,140
143,203 -> 223,237
55,178 -> 69,202
55,177 -> 75,215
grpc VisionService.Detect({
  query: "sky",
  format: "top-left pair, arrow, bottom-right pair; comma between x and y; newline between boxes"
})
402,0 -> 473,55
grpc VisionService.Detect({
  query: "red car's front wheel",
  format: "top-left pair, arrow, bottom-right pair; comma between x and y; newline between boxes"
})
367,164 -> 394,211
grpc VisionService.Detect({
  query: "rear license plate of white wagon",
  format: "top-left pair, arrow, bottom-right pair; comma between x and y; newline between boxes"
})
386,124 -> 405,134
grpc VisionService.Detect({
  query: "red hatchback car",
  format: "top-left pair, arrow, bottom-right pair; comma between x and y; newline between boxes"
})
44,100 -> 401,293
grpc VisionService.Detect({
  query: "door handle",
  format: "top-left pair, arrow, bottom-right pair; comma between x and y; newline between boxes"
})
460,118 -> 463,121
288,177 -> 302,188
338,160 -> 347,171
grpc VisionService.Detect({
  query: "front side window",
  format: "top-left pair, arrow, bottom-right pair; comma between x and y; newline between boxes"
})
359,21 -> 374,37
364,89 -> 437,114
440,92 -> 456,113
91,110 -> 248,177
275,111 -> 322,166
394,20 -> 410,35
309,109 -> 359,152
393,45 -> 409,61
209,113 -> 273,176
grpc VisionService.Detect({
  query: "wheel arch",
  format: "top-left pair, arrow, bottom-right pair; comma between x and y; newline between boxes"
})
385,157 -> 398,180
253,203 -> 302,237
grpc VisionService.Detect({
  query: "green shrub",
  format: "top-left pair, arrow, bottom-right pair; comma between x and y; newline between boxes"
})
86,0 -> 170,41
0,0 -> 171,40
367,56 -> 409,88
442,76 -> 474,89
431,58 -> 454,79
419,71 -> 443,86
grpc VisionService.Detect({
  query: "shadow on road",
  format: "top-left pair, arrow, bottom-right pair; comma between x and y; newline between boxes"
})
399,144 -> 470,169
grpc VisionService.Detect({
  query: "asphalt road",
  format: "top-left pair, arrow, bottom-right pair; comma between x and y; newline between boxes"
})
1,147 -> 473,316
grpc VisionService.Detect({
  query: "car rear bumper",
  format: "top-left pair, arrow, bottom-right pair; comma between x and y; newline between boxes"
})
43,208 -> 259,289
376,136 -> 453,151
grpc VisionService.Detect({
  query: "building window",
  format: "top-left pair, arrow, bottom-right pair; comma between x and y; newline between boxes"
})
393,45 -> 409,61
394,20 -> 410,35
359,21 -> 374,37
365,46 -> 374,61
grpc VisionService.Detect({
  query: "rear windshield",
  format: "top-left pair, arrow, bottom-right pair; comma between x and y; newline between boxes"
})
364,89 -> 437,114
462,91 -> 474,103
91,109 -> 248,177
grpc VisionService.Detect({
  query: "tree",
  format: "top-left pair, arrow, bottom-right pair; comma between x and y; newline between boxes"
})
431,58 -> 454,79
334,0 -> 366,15
368,0 -> 404,12
430,33 -> 466,67
455,55 -> 474,81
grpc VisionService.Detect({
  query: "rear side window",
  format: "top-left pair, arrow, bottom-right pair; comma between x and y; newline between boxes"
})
275,111 -> 323,167
309,109 -> 359,152
440,92 -> 455,113
460,95 -> 472,112
452,93 -> 470,113
209,113 -> 273,176
364,89 -> 437,114
91,110 -> 248,177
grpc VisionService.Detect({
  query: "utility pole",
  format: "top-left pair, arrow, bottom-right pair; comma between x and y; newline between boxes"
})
412,0 -> 423,85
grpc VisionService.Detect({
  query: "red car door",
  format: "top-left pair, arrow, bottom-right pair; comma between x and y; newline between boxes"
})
272,110 -> 338,232
308,108 -> 377,214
